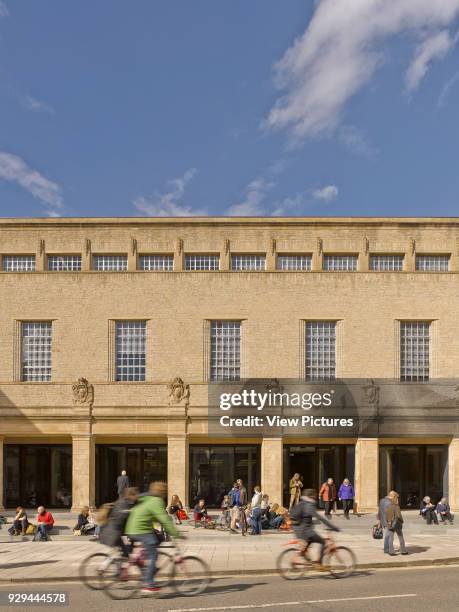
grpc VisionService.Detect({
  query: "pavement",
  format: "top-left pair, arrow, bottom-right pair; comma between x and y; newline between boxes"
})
0,511 -> 458,582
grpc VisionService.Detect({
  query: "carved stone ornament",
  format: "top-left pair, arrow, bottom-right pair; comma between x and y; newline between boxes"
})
168,377 -> 190,406
317,237 -> 323,255
39,239 -> 45,255
362,378 -> 380,406
225,239 -> 230,255
409,237 -> 416,255
131,237 -> 138,255
72,377 -> 94,407
85,238 -> 91,255
265,378 -> 284,394
176,238 -> 184,255
271,237 -> 277,255
363,236 -> 369,255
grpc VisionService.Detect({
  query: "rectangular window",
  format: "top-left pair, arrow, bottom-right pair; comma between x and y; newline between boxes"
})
231,254 -> 266,271
323,255 -> 358,271
277,254 -> 312,271
305,321 -> 336,381
400,321 -> 430,382
185,255 -> 220,271
21,322 -> 52,382
2,255 -> 36,272
115,321 -> 146,381
139,254 -> 174,271
415,255 -> 449,272
370,255 -> 404,271
210,321 -> 241,381
93,255 -> 128,271
47,255 -> 82,271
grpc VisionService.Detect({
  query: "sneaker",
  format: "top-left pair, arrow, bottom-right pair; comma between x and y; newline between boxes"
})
141,587 -> 161,594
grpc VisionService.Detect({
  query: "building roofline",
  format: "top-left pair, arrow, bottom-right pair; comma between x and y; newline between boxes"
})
0,216 -> 458,228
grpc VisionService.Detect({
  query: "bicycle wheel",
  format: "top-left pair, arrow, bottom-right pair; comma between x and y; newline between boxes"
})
79,552 -> 113,590
324,546 -> 356,579
173,555 -> 211,596
104,558 -> 141,600
277,548 -> 308,580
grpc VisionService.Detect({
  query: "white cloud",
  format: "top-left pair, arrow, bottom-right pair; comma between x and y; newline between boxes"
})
133,168 -> 204,216
0,151 -> 63,215
20,95 -> 55,114
437,70 -> 459,106
226,177 -> 275,216
266,0 -> 459,142
0,1 -> 9,18
271,192 -> 307,216
339,125 -> 377,157
313,185 -> 338,202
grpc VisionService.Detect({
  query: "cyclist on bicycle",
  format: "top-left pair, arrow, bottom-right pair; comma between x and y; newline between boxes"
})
99,487 -> 139,557
125,481 -> 181,594
290,487 -> 340,570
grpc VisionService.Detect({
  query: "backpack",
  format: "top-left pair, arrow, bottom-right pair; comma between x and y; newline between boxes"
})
26,524 -> 36,535
96,503 -> 115,527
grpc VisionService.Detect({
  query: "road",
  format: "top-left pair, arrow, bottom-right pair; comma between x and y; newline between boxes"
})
0,566 -> 458,612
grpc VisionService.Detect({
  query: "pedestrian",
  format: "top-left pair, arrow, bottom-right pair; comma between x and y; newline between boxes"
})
288,473 -> 303,510
385,491 -> 408,556
436,497 -> 453,524
378,491 -> 393,554
250,485 -> 263,535
116,470 -> 129,499
420,496 -> 438,524
168,494 -> 184,525
338,478 -> 354,519
8,507 -> 28,536
219,495 -> 230,528
319,478 -> 336,517
230,478 -> 247,533
35,506 -> 54,541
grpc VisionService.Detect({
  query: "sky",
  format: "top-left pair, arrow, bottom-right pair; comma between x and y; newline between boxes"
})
1,0 -> 459,218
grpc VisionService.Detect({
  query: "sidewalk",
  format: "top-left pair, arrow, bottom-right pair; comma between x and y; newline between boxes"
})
1,513 -> 458,582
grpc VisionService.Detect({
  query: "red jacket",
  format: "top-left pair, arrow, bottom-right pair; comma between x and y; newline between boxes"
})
37,511 -> 54,526
319,483 -> 337,502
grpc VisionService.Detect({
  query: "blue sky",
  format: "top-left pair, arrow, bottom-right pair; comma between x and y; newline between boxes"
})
1,0 -> 459,218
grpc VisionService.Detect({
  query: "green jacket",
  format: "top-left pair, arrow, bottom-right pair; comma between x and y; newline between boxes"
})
125,495 -> 179,537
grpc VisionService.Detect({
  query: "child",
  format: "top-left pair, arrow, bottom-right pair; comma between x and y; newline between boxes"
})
219,495 -> 230,528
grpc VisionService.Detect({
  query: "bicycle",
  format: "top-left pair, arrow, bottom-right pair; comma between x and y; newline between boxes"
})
277,532 -> 356,580
103,540 -> 211,600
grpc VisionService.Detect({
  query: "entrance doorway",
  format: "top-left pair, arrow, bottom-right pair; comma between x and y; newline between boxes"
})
283,445 -> 355,507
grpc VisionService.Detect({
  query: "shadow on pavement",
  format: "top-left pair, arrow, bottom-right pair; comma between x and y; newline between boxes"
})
407,546 -> 430,554
0,561 -> 58,570
143,581 -> 268,600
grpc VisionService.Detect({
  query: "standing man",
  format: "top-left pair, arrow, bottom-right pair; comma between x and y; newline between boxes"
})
378,490 -> 394,555
250,485 -> 263,535
116,470 -> 129,499
289,473 -> 303,510
319,478 -> 337,517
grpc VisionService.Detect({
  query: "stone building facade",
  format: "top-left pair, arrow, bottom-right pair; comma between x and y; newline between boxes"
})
0,216 -> 458,512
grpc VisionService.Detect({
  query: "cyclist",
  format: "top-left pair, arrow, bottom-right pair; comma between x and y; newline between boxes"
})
125,481 -> 181,594
290,487 -> 340,571
98,486 -> 139,557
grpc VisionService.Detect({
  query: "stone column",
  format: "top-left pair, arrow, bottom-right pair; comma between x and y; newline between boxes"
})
220,239 -> 230,271
71,434 -> 95,511
448,437 -> 459,512
354,438 -> 379,513
0,436 -> 4,511
266,238 -> 277,271
261,438 -> 283,504
175,238 -> 184,271
167,436 -> 189,507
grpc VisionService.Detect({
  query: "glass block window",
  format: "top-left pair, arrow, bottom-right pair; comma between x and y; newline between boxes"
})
400,322 -> 430,382
305,321 -> 336,381
231,254 -> 266,271
115,321 -> 146,381
210,321 -> 241,381
185,255 -> 220,271
323,255 -> 358,271
93,255 -> 128,271
277,255 -> 312,271
21,322 -> 52,382
2,255 -> 35,272
47,255 -> 82,271
415,255 -> 450,272
370,255 -> 404,271
139,255 -> 174,271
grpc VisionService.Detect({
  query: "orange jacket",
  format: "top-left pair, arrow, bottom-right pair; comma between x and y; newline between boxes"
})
319,482 -> 337,502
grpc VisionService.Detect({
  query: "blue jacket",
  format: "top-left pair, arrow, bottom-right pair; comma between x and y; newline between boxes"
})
338,483 -> 354,500
378,497 -> 391,527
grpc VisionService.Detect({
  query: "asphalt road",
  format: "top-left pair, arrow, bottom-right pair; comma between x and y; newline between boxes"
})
0,566 -> 458,612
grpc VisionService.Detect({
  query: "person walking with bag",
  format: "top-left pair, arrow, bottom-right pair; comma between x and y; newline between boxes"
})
338,478 -> 354,519
385,491 -> 408,556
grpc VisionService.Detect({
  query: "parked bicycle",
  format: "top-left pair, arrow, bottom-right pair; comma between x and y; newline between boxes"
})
277,532 -> 356,580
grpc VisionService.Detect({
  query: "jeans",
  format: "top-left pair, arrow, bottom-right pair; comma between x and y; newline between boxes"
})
387,528 -> 407,554
36,524 -> 51,540
251,507 -> 262,535
270,515 -> 284,529
324,501 -> 333,516
131,533 -> 159,588
383,526 -> 391,553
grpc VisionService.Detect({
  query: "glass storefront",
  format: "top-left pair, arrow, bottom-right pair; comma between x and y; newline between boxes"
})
283,445 -> 355,508
4,445 -> 72,508
189,445 -> 260,507
96,445 -> 167,505
379,445 -> 448,508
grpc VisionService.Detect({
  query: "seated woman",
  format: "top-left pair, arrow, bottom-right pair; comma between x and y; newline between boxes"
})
168,494 -> 184,525
8,507 -> 29,535
74,506 -> 96,535
420,496 -> 439,525
267,503 -> 285,530
194,499 -> 212,524
436,497 -> 454,524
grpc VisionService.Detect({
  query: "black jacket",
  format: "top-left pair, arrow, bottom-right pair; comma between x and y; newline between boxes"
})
99,497 -> 134,547
290,497 -> 339,539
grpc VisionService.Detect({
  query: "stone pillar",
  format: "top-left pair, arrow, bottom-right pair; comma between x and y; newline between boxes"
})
128,237 -> 138,271
0,436 -> 4,511
71,434 -> 95,511
261,438 -> 283,504
405,238 -> 416,272
175,238 -> 184,271
354,438 -> 379,513
313,238 -> 323,271
82,239 -> 92,272
220,239 -> 230,271
448,437 -> 459,512
167,436 -> 189,507
266,238 -> 277,271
